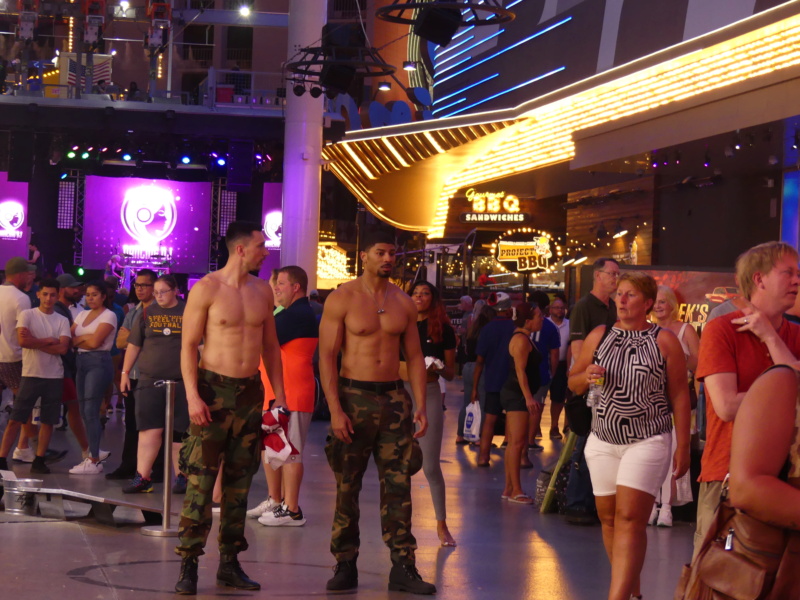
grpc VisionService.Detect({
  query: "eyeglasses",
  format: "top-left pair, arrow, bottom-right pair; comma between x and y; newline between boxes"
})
153,289 -> 175,297
134,283 -> 154,289
598,271 -> 620,279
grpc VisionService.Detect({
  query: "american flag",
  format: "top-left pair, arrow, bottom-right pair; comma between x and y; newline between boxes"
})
67,57 -> 112,87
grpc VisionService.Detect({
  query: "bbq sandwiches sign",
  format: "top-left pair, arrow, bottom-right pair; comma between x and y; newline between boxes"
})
459,188 -> 531,224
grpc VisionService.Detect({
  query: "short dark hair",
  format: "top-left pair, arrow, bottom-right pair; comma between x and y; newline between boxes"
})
136,268 -> 157,283
362,229 -> 395,252
104,276 -> 119,289
592,257 -> 620,274
38,277 -> 59,292
278,266 -> 308,293
529,290 -> 550,311
225,221 -> 263,251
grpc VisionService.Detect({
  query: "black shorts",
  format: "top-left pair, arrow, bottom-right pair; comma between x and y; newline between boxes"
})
549,361 -> 569,403
12,377 -> 62,425
485,391 -> 503,416
134,377 -> 190,434
500,389 -> 527,412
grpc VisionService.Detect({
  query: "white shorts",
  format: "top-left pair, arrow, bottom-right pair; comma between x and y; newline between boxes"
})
285,410 -> 313,463
584,432 -> 672,497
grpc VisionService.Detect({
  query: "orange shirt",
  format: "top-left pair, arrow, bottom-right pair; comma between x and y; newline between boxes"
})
697,311 -> 800,482
259,337 -> 318,413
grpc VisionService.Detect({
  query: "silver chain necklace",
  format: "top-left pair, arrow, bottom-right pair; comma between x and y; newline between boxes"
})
364,282 -> 390,314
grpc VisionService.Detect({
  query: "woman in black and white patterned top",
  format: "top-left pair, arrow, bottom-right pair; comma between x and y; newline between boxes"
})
568,272 -> 691,600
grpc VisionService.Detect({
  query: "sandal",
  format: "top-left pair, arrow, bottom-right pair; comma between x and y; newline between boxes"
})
508,494 -> 534,505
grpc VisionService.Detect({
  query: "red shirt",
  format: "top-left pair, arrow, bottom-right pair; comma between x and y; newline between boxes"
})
697,311 -> 800,481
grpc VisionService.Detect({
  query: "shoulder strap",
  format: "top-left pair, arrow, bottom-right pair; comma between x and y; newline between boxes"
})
592,323 -> 615,362
678,322 -> 688,341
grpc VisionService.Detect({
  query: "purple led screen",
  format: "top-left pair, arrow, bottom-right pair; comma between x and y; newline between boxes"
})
0,172 -> 30,267
83,177 -> 211,273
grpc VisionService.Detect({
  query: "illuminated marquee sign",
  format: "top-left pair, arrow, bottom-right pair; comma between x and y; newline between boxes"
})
120,184 -> 178,256
493,228 -> 561,272
264,210 -> 282,249
0,200 -> 25,239
459,187 -> 530,224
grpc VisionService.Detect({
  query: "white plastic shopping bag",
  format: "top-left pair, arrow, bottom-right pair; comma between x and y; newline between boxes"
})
463,402 -> 482,443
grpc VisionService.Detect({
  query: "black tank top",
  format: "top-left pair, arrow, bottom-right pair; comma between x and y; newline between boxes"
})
502,331 -> 541,396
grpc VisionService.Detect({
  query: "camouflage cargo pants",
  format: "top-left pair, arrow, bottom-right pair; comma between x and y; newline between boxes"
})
325,382 -> 419,565
175,369 -> 263,558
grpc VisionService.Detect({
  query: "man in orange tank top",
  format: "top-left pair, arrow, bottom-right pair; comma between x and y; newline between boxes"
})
249,265 -> 319,527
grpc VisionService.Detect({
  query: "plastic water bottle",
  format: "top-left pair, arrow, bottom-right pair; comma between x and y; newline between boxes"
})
586,375 -> 604,408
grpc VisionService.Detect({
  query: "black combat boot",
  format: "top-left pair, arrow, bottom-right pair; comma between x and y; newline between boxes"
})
388,562 -> 436,595
216,554 -> 260,590
326,559 -> 358,591
174,556 -> 198,595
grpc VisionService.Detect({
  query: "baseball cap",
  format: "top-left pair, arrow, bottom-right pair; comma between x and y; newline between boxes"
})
487,291 -> 512,311
309,289 -> 319,297
57,273 -> 82,288
5,257 -> 36,276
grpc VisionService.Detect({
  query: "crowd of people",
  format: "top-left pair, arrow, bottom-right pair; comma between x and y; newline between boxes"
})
2,231 -> 800,598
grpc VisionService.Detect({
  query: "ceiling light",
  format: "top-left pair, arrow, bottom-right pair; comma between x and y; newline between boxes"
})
239,5 -> 251,16
613,221 -> 628,239
378,81 -> 391,91
403,61 -> 416,71
574,252 -> 587,265
293,84 -> 305,97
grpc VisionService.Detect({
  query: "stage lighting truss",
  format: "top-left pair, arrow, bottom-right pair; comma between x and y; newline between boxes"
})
375,1 -> 514,26
285,45 -> 396,91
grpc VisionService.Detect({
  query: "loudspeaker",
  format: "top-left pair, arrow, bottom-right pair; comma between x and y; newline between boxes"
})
8,131 -> 34,182
414,6 -> 462,47
322,23 -> 366,50
320,64 -> 356,94
226,140 -> 253,192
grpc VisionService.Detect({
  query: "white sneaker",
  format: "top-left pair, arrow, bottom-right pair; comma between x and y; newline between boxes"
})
246,497 -> 280,519
648,504 -> 659,526
82,449 -> 111,462
657,508 -> 673,528
12,447 -> 35,463
259,504 -> 306,527
69,458 -> 104,474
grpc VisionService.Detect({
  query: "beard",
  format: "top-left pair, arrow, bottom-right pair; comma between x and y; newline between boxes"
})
377,270 -> 392,279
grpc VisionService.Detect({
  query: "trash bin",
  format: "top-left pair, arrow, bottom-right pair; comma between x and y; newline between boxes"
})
3,478 -> 41,515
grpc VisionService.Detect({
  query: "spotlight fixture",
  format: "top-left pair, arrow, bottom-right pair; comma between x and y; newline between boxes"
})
674,151 -> 681,165
612,220 -> 628,239
793,130 -> 799,150
122,153 -> 132,161
66,151 -> 76,159
561,256 -> 575,267
703,151 -> 711,168
573,251 -> 588,265
293,84 -> 305,97
733,132 -> 741,150
60,172 -> 67,180
238,5 -> 250,16
378,81 -> 391,91
216,157 -> 226,166
309,86 -> 322,98
81,151 -> 90,159
181,156 -> 191,164
650,152 -> 658,169
596,222 -> 608,240
403,61 -> 416,71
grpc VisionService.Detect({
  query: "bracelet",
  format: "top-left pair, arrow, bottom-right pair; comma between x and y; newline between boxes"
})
121,371 -> 129,375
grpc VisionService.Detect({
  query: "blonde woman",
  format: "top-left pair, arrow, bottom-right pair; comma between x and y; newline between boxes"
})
649,285 -> 700,527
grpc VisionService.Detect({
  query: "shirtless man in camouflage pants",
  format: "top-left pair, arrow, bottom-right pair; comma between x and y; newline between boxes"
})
174,221 -> 286,595
319,229 -> 436,595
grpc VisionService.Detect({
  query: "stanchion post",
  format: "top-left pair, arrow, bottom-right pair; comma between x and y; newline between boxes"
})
142,379 -> 179,537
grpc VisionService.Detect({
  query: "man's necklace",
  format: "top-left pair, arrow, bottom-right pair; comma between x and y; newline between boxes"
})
364,283 -> 390,314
